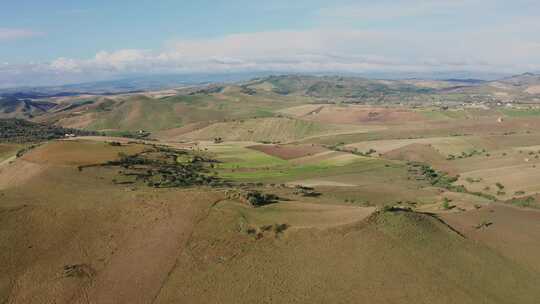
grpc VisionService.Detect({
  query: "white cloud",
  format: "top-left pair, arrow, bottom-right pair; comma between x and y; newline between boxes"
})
0,28 -> 41,41
163,28 -> 540,72
95,49 -> 148,66
50,58 -> 82,72
2,25 -> 540,87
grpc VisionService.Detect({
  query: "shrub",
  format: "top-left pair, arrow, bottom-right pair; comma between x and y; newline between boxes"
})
247,191 -> 279,207
274,223 -> 289,234
475,220 -> 493,230
508,196 -> 536,208
442,201 -> 451,210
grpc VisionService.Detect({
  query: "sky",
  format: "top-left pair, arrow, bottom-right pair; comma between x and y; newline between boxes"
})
1,0 -> 540,87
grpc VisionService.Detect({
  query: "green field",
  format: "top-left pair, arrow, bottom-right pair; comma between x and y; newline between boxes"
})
206,142 -> 381,182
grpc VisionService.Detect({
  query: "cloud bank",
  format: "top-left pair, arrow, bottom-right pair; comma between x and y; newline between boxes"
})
2,25 -> 540,87
2,1 -> 540,87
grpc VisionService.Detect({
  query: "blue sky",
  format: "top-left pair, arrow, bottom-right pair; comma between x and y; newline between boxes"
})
1,0 -> 326,62
1,0 -> 540,87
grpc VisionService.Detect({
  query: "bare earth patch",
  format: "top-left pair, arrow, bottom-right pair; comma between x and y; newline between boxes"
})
526,85 -> 540,95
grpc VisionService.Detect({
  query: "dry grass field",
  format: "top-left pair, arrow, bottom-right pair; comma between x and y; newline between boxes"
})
3,123 -> 540,303
281,104 -> 426,125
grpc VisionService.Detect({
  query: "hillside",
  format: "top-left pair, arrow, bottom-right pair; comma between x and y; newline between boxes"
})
3,75 -> 540,304
179,117 -> 373,142
498,72 -> 540,86
0,119 -> 97,143
2,73 -> 540,135
2,139 -> 540,303
0,97 -> 56,119
243,75 -> 436,98
29,88 -> 307,133
244,74 -> 540,104
448,73 -> 540,100
157,208 -> 540,303
496,73 -> 540,95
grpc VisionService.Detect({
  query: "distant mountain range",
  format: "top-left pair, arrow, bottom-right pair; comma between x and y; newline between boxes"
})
2,72 -> 540,122
0,70 -> 524,97
0,72 -> 274,97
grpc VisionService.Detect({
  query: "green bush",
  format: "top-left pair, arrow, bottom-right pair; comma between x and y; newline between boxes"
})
442,201 -> 451,210
246,191 -> 279,207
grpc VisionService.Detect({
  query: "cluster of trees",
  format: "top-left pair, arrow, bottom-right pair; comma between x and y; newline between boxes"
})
187,86 -> 223,95
447,149 -> 486,160
408,161 -> 498,201
244,191 -> 280,207
246,223 -> 289,240
508,196 -> 536,208
355,148 -> 378,157
408,162 -> 460,189
0,118 -> 98,143
239,86 -> 257,95
81,145 -> 224,188
293,185 -> 321,197
327,143 -> 378,157
104,130 -> 151,140
226,189 -> 280,207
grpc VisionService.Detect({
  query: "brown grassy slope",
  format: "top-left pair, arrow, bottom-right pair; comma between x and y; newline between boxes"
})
302,116 -> 540,146
442,204 -> 540,273
155,207 -> 540,304
284,105 -> 426,125
384,143 -> 447,163
383,143 -> 456,174
0,159 -> 225,304
0,144 -> 21,162
20,140 -> 145,166
179,117 -> 360,143
2,140 -> 540,303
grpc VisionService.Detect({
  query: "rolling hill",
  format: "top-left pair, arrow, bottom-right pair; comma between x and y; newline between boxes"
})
0,97 -> 56,119
179,116 -> 375,142
2,139 -> 540,303
2,73 -> 540,136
